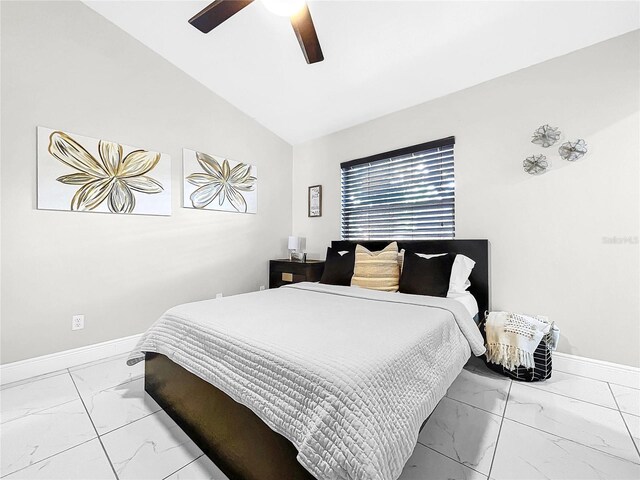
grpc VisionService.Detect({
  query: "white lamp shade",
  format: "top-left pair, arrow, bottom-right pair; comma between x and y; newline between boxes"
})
288,236 -> 301,250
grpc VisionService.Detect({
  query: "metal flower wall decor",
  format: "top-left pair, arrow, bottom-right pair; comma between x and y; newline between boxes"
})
524,124 -> 589,175
558,139 -> 588,162
37,127 -> 171,216
531,124 -> 561,148
523,154 -> 549,175
183,149 -> 257,214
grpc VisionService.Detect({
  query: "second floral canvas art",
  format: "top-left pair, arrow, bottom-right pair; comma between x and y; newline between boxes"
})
183,149 -> 257,214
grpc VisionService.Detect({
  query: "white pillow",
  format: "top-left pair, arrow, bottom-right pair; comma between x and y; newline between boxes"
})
448,254 -> 476,294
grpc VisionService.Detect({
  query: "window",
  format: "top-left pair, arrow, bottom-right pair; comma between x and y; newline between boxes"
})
341,136 -> 455,240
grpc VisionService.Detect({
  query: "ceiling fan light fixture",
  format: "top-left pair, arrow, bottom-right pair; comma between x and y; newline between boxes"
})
189,0 -> 323,64
261,0 -> 306,17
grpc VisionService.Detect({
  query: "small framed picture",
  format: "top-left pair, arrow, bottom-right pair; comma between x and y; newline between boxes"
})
308,185 -> 322,217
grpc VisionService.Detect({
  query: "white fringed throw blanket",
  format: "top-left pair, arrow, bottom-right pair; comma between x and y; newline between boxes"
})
485,312 -> 551,370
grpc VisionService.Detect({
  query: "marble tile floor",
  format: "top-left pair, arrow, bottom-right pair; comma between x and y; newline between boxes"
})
1,354 -> 638,479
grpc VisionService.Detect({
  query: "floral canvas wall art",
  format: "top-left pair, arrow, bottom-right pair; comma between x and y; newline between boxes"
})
37,127 -> 171,216
183,149 -> 257,214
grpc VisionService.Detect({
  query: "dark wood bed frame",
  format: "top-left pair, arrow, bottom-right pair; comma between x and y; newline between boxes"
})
145,239 -> 490,480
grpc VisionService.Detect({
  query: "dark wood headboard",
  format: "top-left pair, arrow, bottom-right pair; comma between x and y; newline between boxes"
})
331,239 -> 490,318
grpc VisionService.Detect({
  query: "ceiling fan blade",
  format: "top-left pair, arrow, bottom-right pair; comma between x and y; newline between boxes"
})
189,0 -> 255,34
290,4 -> 324,64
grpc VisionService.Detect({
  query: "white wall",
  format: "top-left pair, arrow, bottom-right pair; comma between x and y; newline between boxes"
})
0,1 -> 292,363
293,31 -> 640,367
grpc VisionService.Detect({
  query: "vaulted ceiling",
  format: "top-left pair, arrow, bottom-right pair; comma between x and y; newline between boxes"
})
85,1 -> 639,144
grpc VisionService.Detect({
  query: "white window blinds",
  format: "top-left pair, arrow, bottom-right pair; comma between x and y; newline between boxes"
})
341,137 -> 455,241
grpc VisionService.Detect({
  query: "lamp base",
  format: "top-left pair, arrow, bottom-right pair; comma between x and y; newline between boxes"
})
290,252 -> 307,263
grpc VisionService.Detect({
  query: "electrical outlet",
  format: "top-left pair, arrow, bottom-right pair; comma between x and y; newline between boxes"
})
259,285 -> 265,291
72,314 -> 84,330
215,293 -> 223,299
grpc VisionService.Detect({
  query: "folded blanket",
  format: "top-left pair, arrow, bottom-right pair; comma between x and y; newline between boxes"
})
485,312 -> 551,370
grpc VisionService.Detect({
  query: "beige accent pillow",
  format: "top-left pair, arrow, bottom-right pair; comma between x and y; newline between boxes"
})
351,242 -> 400,292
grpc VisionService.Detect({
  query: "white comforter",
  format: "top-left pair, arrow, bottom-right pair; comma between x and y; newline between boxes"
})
129,283 -> 485,480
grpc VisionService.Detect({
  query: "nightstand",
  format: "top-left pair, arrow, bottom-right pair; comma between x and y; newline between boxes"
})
269,259 -> 325,288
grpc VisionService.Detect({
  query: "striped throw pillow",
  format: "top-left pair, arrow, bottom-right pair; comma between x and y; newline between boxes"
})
351,242 -> 400,292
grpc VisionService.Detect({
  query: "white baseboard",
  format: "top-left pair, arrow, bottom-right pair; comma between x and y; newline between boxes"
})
553,352 -> 640,389
2,335 -> 638,390
0,334 -> 142,386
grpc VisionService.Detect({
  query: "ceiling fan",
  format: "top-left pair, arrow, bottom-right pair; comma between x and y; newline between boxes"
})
189,0 -> 324,64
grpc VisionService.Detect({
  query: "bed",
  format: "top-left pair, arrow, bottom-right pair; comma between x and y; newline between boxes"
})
133,239 -> 490,480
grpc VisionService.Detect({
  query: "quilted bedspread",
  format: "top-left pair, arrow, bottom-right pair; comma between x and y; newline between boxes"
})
128,282 -> 485,480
